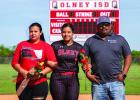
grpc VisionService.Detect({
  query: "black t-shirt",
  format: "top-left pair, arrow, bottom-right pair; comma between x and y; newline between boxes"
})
52,40 -> 82,73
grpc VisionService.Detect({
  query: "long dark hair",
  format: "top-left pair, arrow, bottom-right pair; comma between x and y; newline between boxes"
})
61,23 -> 74,33
29,22 -> 45,41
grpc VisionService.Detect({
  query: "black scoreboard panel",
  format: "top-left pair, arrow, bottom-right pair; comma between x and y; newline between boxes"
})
73,21 -> 97,34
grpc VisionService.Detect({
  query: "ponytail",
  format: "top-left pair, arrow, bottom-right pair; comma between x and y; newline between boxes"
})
40,33 -> 45,41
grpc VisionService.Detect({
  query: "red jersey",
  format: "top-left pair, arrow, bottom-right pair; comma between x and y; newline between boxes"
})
11,40 -> 57,85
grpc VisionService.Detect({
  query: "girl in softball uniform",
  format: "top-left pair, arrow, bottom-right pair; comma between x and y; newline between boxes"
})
50,23 -> 82,100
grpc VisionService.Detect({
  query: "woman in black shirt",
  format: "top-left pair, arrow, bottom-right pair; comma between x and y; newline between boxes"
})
50,23 -> 82,100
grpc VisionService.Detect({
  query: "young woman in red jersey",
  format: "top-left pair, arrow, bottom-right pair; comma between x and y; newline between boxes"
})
11,23 -> 57,100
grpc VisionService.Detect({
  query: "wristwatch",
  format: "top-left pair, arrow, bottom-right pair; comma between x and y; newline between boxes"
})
39,72 -> 44,78
122,73 -> 127,79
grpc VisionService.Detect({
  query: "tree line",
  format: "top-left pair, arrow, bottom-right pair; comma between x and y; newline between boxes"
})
0,45 -> 15,57
0,45 -> 140,64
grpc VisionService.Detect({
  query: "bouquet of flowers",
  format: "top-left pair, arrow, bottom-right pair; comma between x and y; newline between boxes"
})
79,49 -> 90,73
28,61 -> 45,81
17,61 -> 45,96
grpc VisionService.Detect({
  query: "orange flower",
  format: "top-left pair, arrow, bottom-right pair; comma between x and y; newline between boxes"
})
34,61 -> 45,73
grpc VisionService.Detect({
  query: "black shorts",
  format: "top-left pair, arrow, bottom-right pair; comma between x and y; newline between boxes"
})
16,81 -> 48,100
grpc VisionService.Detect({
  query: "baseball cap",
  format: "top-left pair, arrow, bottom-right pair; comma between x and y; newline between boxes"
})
97,16 -> 111,25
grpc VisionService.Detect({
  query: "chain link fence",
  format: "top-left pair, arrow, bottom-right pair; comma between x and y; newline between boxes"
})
0,56 -> 12,64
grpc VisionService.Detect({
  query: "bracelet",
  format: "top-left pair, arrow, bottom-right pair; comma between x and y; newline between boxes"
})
122,73 -> 127,79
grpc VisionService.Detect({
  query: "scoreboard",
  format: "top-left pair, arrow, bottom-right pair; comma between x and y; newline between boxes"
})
50,0 -> 120,41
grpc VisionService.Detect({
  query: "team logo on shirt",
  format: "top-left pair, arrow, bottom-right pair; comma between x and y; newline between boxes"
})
58,49 -> 79,56
108,39 -> 117,43
21,47 -> 33,58
21,47 -> 43,60
59,45 -> 63,48
33,50 -> 43,59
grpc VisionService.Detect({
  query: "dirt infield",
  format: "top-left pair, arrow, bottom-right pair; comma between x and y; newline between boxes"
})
0,94 -> 140,100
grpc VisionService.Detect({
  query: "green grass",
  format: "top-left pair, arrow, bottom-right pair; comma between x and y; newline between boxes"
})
0,64 -> 17,94
0,64 -> 140,94
125,64 -> 140,94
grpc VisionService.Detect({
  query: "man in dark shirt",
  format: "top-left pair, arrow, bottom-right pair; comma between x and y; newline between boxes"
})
83,16 -> 132,100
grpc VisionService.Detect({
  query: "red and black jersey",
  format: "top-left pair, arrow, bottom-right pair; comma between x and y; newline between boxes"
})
51,40 -> 82,73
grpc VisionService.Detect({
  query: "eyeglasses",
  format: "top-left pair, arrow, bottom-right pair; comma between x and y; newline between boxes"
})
98,22 -> 111,27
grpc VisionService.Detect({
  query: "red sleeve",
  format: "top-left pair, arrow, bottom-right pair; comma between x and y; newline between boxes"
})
11,43 -> 21,66
45,44 -> 57,62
